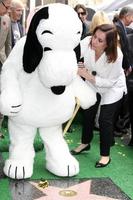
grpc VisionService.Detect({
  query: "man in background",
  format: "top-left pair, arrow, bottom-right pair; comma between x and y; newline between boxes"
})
9,0 -> 24,48
0,0 -> 12,137
113,7 -> 133,72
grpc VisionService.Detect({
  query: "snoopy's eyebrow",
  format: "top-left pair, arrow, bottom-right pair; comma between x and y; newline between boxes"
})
41,30 -> 53,35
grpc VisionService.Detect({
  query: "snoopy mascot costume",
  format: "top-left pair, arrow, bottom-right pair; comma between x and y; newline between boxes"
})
0,3 -> 96,179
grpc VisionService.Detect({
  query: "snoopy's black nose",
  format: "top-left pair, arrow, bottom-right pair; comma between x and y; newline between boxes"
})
51,86 -> 65,95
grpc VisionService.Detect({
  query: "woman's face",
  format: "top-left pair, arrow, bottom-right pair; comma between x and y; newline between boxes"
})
91,29 -> 107,52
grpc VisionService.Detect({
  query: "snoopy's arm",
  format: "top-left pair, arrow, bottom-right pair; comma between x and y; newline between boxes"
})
0,37 -> 26,116
73,75 -> 96,109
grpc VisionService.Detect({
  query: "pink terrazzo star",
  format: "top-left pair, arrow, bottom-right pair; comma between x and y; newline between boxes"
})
30,181 -> 119,200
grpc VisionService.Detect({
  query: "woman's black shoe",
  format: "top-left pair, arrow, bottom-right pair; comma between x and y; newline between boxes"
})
95,158 -> 111,168
70,144 -> 90,155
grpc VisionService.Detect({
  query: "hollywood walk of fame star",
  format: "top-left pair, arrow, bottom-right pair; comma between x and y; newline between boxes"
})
30,180 -> 119,200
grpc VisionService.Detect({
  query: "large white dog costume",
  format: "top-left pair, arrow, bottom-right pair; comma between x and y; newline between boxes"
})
0,3 -> 96,179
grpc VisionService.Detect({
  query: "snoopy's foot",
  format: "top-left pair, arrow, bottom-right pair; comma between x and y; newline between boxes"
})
3,159 -> 33,179
46,156 -> 79,177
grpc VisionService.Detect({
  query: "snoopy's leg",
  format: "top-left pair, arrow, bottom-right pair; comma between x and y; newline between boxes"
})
39,126 -> 79,177
4,119 -> 36,179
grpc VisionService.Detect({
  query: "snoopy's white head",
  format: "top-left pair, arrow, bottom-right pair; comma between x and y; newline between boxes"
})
23,3 -> 82,95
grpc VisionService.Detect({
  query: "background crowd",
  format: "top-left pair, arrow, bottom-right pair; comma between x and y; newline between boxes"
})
0,0 -> 133,167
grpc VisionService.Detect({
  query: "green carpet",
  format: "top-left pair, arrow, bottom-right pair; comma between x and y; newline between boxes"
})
0,121 -> 133,199
66,125 -> 133,199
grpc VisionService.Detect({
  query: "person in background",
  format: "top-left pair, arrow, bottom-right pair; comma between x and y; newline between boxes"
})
71,24 -> 127,168
113,7 -> 133,137
9,0 -> 24,48
74,4 -> 89,39
113,7 -> 133,72
0,0 -> 12,136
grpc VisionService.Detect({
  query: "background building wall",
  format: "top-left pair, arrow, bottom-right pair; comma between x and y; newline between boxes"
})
68,0 -> 103,8
26,0 -> 105,11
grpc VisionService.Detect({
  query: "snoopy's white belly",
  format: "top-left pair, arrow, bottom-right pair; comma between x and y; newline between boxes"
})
11,73 -> 75,127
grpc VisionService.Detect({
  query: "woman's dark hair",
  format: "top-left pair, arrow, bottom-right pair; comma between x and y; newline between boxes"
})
91,24 -> 118,63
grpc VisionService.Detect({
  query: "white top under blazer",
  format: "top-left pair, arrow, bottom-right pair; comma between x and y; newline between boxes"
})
80,36 -> 127,105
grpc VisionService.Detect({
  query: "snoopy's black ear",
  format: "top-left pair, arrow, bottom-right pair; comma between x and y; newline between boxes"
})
74,44 -> 81,63
74,43 -> 84,63
23,7 -> 49,73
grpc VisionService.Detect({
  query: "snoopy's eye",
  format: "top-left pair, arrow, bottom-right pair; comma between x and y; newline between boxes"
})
41,30 -> 53,35
77,31 -> 81,34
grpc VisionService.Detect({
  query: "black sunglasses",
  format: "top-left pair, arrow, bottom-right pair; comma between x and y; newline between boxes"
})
78,12 -> 86,16
1,1 -> 10,10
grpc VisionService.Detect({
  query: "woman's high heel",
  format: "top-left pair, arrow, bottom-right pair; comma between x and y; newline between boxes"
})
70,144 -> 90,155
95,158 -> 111,168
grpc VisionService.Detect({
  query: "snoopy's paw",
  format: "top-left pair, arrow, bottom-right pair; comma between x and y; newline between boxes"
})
0,89 -> 22,116
3,159 -> 33,179
46,156 -> 79,177
0,103 -> 22,116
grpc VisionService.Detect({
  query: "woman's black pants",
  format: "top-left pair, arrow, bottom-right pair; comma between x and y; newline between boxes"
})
81,93 -> 121,156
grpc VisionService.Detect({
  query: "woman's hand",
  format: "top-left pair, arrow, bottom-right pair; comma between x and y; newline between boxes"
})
78,67 -> 87,77
78,67 -> 95,84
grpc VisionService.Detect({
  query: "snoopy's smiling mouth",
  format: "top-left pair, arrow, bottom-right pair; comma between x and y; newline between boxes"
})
51,86 -> 65,95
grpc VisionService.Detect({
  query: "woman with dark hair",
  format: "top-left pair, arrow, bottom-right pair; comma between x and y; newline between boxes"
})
71,24 -> 127,168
